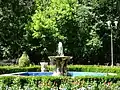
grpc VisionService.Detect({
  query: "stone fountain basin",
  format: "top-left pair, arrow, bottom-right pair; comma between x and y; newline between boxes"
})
48,56 -> 72,60
0,72 -> 117,77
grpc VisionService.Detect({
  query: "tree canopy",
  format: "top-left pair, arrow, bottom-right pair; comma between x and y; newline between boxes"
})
0,0 -> 119,65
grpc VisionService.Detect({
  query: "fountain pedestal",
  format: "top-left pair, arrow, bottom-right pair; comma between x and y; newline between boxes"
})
48,56 -> 72,76
40,62 -> 48,72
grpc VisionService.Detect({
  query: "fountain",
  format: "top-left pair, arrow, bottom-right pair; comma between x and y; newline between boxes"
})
0,42 -> 117,77
48,42 -> 72,76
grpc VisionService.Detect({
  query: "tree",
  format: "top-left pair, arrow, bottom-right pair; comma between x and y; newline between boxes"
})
0,0 -> 35,59
26,0 -> 102,64
26,0 -> 78,54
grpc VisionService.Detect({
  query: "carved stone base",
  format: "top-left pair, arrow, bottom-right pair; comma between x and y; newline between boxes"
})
48,56 -> 72,76
40,62 -> 48,72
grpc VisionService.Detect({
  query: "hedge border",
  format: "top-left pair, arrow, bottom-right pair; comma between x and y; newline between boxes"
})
0,65 -> 120,74
0,75 -> 120,86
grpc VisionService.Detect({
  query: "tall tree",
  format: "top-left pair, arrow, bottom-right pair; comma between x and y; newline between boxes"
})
0,0 -> 35,59
26,0 -> 102,64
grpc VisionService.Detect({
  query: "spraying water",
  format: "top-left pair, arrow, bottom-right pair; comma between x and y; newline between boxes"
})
57,42 -> 64,56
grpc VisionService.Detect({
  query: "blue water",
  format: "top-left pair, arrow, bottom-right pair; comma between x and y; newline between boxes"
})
19,72 -> 107,77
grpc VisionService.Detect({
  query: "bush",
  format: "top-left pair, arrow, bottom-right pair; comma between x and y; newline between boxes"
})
0,76 -> 120,89
0,66 -> 41,74
0,65 -> 120,74
67,65 -> 120,74
18,52 -> 30,67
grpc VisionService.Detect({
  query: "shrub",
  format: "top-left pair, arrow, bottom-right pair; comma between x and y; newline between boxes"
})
0,66 -> 41,74
67,65 -> 120,74
0,76 -> 120,90
0,65 -> 120,74
18,52 -> 30,67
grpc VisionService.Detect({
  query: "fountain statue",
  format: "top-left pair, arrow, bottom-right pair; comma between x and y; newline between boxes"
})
48,42 -> 72,76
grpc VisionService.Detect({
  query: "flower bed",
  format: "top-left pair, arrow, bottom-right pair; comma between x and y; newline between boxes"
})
0,76 -> 120,90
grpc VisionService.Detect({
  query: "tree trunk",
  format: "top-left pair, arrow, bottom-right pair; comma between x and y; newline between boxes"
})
117,0 -> 120,30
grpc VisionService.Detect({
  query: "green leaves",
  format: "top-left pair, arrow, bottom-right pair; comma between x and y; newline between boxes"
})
27,0 -> 78,40
0,0 -> 119,65
0,75 -> 120,90
86,30 -> 102,51
26,0 -> 101,62
0,0 -> 35,59
18,52 -> 30,67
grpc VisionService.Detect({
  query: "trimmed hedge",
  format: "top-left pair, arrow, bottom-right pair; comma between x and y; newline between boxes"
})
0,65 -> 120,74
0,66 -> 41,74
0,75 -> 120,87
0,65 -> 120,89
67,65 -> 120,74
18,52 -> 30,67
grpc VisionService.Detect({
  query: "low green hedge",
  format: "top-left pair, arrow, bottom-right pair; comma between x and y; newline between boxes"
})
0,65 -> 41,74
0,75 -> 120,89
0,65 -> 120,89
67,65 -> 120,74
0,65 -> 120,74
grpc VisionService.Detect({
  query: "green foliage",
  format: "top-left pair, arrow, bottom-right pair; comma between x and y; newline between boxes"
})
0,65 -> 41,74
0,65 -> 120,74
68,65 -> 120,74
26,0 -> 72,39
0,0 -> 119,65
26,0 -> 97,62
18,52 -> 30,67
0,76 -> 120,89
0,0 -> 35,59
86,30 -> 102,55
26,0 -> 80,48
